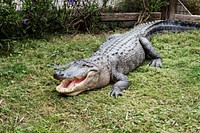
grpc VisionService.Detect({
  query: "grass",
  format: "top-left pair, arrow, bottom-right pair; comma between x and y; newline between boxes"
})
0,30 -> 200,132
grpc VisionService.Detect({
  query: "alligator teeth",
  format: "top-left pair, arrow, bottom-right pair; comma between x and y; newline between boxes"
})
76,75 -> 87,79
61,79 -> 71,88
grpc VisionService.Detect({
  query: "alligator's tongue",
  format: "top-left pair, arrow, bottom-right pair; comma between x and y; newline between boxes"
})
65,77 -> 85,88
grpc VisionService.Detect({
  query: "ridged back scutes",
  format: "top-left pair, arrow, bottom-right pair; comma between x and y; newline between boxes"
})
96,21 -> 163,55
144,19 -> 200,39
94,19 -> 199,56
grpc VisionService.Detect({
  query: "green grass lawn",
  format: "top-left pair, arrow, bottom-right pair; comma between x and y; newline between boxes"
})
0,30 -> 200,132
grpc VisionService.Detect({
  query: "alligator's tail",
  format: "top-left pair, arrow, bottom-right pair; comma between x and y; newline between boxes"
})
145,19 -> 200,39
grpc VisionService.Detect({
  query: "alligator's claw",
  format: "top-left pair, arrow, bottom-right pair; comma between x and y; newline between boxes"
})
149,58 -> 162,68
109,89 -> 123,98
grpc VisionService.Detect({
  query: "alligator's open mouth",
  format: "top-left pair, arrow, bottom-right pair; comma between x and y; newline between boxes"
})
56,71 -> 97,96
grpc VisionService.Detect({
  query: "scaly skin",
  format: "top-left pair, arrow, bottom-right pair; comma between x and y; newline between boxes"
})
53,20 -> 200,97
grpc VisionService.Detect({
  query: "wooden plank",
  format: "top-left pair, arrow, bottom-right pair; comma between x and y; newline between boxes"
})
100,12 -> 161,21
150,12 -> 162,20
100,13 -> 140,21
175,14 -> 200,22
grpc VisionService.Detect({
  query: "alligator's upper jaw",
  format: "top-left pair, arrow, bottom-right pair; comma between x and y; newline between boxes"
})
56,71 -> 97,96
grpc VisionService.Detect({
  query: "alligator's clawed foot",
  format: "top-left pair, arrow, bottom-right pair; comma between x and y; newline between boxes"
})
149,58 -> 162,68
109,89 -> 123,98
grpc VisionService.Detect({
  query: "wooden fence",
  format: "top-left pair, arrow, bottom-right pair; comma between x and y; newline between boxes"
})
100,12 -> 161,21
100,0 -> 200,22
167,0 -> 200,22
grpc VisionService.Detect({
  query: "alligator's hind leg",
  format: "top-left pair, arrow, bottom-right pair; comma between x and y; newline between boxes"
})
139,37 -> 162,68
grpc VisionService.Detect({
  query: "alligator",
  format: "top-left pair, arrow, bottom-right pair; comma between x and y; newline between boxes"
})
53,19 -> 200,97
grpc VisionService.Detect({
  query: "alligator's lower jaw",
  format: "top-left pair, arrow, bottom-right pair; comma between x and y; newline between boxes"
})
56,87 -> 84,96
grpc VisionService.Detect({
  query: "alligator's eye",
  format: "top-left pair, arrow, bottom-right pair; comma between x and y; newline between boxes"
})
82,63 -> 93,68
82,64 -> 87,67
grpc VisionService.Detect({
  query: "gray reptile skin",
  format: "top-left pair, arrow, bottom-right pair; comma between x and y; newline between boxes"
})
53,19 -> 200,97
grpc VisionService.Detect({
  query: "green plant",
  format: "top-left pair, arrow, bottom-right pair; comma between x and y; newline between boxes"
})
0,3 -> 23,39
20,0 -> 101,35
0,0 -> 101,39
20,0 -> 63,36
62,0 -> 100,34
0,0 -> 102,53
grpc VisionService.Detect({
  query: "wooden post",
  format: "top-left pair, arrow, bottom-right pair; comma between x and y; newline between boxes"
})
169,0 -> 177,19
161,2 -> 168,20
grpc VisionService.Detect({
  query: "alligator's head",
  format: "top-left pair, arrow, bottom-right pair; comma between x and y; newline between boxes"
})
53,58 -> 110,96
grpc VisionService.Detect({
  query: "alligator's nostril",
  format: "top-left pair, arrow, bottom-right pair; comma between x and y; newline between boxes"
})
53,72 -> 59,79
53,70 -> 69,79
53,71 -> 62,79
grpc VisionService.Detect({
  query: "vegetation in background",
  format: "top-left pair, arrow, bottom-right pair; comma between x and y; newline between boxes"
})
182,0 -> 200,15
116,0 -> 142,12
0,0 -> 103,54
0,0 -> 171,40
103,0 -> 168,13
101,0 -> 142,13
0,30 -> 199,132
0,0 -> 101,39
136,0 -> 168,23
0,3 -> 24,39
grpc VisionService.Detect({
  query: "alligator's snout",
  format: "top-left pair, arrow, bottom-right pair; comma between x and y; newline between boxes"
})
53,70 -> 67,80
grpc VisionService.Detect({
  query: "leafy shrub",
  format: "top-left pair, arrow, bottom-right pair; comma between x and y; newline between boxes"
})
0,0 -> 102,53
60,0 -> 101,34
20,0 -> 101,36
20,0 -> 61,37
0,0 -> 101,39
0,3 -> 24,39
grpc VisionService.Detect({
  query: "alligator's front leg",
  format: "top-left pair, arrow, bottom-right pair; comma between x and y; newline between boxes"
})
110,68 -> 129,98
139,37 -> 162,68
